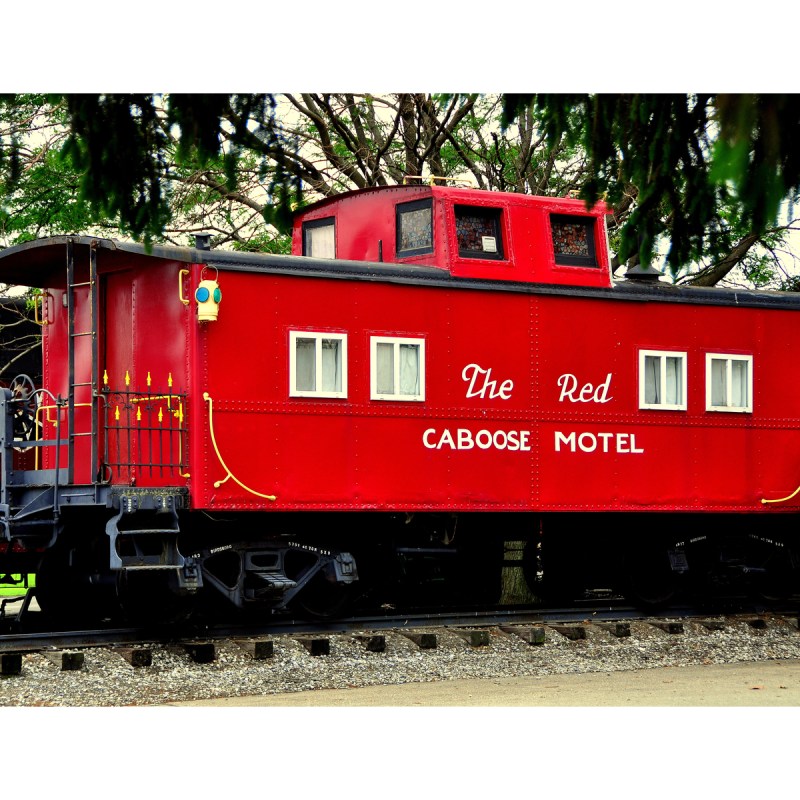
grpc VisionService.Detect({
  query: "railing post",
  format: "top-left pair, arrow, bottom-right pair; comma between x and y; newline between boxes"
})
0,389 -> 15,526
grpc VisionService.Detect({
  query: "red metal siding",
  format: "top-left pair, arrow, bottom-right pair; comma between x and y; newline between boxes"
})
40,260 -> 192,487
189,268 -> 800,514
292,185 -> 611,288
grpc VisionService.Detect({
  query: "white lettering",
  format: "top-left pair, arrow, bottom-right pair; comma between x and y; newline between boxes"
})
555,431 -> 575,452
554,430 -> 645,454
557,374 -> 578,402
462,363 -> 514,400
578,432 -> 597,452
476,430 -> 493,449
423,427 -> 531,452
438,429 -> 455,449
557,372 -> 613,404
595,373 -> 613,403
458,429 -> 474,450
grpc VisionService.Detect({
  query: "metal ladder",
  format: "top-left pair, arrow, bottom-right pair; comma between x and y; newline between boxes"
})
65,239 -> 100,485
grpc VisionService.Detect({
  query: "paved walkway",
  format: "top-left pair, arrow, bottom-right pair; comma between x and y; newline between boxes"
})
167,659 -> 800,706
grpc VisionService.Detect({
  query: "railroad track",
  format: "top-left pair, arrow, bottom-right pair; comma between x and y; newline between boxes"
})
4,598 -> 800,712
2,591 -> 799,672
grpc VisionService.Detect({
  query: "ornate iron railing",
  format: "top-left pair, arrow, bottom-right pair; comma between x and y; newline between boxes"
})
100,386 -> 188,480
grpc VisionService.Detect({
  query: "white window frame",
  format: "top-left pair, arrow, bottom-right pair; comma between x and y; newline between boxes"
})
705,353 -> 753,413
370,336 -> 426,402
289,330 -> 348,399
638,349 -> 688,411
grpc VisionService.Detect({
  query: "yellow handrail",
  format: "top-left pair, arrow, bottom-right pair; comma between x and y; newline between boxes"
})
178,269 -> 190,306
33,402 -> 91,469
204,392 -> 276,501
761,485 -> 800,505
33,292 -> 53,326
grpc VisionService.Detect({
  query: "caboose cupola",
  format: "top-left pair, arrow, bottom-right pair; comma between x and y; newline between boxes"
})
292,184 -> 612,289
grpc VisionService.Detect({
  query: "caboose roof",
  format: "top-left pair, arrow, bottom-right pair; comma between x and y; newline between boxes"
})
0,235 -> 446,287
3,234 -> 800,314
293,183 -> 609,217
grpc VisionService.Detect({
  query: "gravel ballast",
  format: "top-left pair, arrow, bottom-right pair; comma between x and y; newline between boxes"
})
3,615 -> 800,706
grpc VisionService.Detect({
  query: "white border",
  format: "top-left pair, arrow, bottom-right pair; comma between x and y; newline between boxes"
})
638,349 -> 688,411
289,330 -> 348,399
705,352 -> 753,413
370,336 -> 426,402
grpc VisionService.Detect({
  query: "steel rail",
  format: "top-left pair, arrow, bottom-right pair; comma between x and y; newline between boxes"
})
2,599 -> 797,654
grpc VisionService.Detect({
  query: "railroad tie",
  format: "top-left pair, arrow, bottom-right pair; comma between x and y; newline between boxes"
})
548,625 -> 587,641
114,647 -> 153,667
298,637 -> 330,656
402,632 -> 438,649
234,639 -> 274,660
454,629 -> 490,647
500,625 -> 547,645
183,642 -> 216,663
354,635 -> 386,653
0,651 -> 22,676
44,650 -> 84,671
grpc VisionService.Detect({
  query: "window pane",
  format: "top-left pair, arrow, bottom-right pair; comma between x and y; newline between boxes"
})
551,215 -> 597,266
295,338 -> 316,391
398,204 -> 432,253
455,207 -> 502,257
665,356 -> 682,405
320,339 -> 342,392
731,360 -> 748,407
711,359 -> 727,406
308,223 -> 335,258
376,342 -> 394,394
398,344 -> 420,395
456,213 -> 495,251
552,219 -> 590,257
644,355 -> 660,404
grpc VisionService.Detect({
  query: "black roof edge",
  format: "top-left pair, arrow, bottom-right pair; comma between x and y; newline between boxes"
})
0,235 -> 445,278
3,236 -> 800,312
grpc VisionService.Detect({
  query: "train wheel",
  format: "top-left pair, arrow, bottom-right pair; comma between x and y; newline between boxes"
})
284,549 -> 355,619
620,542 -> 682,609
293,572 -> 355,619
746,537 -> 799,604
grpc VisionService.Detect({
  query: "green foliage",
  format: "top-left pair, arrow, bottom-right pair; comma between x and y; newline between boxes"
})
60,95 -> 173,243
503,94 -> 800,274
1,148 -> 93,242
230,230 -> 291,255
2,93 -> 799,290
711,95 -> 800,230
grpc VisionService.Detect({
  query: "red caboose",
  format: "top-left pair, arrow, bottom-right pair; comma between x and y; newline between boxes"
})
0,184 -> 798,617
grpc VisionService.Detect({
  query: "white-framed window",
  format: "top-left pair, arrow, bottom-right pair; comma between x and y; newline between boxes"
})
639,350 -> 687,410
705,353 -> 753,412
289,331 -> 347,398
370,336 -> 425,401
